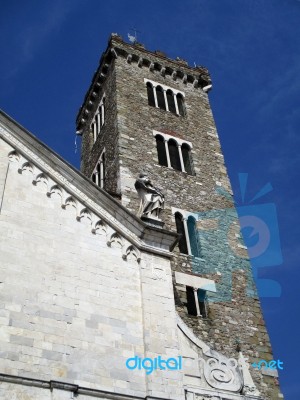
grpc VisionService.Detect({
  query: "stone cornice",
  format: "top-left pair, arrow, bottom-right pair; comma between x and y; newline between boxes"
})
0,110 -> 178,257
76,34 -> 212,131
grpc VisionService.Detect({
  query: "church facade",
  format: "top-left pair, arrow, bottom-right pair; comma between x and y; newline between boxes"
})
0,34 -> 283,399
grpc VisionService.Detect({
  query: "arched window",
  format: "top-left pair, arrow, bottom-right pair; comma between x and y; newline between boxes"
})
102,152 -> 106,188
168,139 -> 181,170
167,89 -> 176,114
187,216 -> 200,257
95,115 -> 99,135
156,86 -> 166,110
147,82 -> 155,107
175,212 -> 188,254
96,162 -> 101,187
100,97 -> 105,126
177,93 -> 185,116
91,150 -> 106,189
92,94 -> 105,143
155,135 -> 168,166
182,143 -> 193,175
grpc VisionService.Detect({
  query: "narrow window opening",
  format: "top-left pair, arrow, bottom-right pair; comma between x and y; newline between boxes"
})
198,289 -> 207,318
147,82 -> 155,107
102,152 -> 106,188
177,93 -> 185,116
167,90 -> 176,114
101,98 -> 105,126
156,86 -> 166,110
175,212 -> 188,254
186,287 -> 207,317
155,135 -> 168,166
95,115 -> 99,135
168,139 -> 181,171
97,162 -> 101,181
187,216 -> 200,257
182,143 -> 193,175
91,150 -> 106,189
186,286 -> 197,316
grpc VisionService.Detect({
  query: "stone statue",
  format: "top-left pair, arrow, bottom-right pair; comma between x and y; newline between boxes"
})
135,173 -> 164,220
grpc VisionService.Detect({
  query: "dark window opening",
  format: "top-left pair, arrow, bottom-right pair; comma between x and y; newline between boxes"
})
175,212 -> 188,254
177,93 -> 185,116
147,82 -> 155,107
100,110 -> 103,127
156,86 -> 166,110
167,89 -> 176,114
156,135 -> 168,166
95,116 -> 99,134
186,287 -> 207,317
182,143 -> 193,175
92,174 -> 96,183
102,153 -> 106,187
198,289 -> 207,317
186,286 -> 197,316
168,139 -> 181,171
187,216 -> 200,257
102,98 -> 105,125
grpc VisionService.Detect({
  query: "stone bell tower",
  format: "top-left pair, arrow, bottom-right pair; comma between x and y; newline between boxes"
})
76,34 -> 283,399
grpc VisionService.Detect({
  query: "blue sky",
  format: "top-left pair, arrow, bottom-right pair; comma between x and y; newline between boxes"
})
1,0 -> 299,398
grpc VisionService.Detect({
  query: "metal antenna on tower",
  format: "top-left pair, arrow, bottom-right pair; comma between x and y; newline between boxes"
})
128,27 -> 141,44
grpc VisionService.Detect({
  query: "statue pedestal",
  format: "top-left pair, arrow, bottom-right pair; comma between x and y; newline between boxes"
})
141,216 -> 164,229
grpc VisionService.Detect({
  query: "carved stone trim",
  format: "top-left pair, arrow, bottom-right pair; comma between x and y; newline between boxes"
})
0,118 -> 177,255
177,314 -> 244,394
6,146 -> 141,263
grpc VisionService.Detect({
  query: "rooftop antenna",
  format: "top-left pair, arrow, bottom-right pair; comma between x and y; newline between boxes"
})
128,27 -> 141,44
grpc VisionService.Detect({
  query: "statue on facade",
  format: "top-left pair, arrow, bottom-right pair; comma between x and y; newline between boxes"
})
135,173 -> 164,221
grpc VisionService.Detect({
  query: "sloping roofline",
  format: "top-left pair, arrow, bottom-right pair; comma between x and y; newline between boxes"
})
0,109 -> 178,255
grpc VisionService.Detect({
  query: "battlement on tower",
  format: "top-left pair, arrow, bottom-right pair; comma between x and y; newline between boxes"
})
76,33 -> 212,132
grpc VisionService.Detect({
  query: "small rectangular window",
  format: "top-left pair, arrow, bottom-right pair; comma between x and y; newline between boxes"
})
186,286 -> 207,317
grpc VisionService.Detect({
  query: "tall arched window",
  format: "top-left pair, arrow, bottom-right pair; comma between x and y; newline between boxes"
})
156,86 -> 166,110
187,216 -> 200,257
100,97 -> 105,126
145,80 -> 185,116
155,135 -> 168,166
177,93 -> 185,116
167,89 -> 176,114
147,82 -> 155,107
168,139 -> 181,170
182,143 -> 193,175
91,94 -> 106,143
91,150 -> 106,189
102,152 -> 106,188
175,212 -> 188,254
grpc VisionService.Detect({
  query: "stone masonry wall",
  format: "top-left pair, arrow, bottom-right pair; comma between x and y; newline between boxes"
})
92,38 -> 282,399
80,61 -> 120,196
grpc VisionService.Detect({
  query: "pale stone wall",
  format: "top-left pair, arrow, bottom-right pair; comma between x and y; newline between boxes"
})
0,137 -> 183,400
